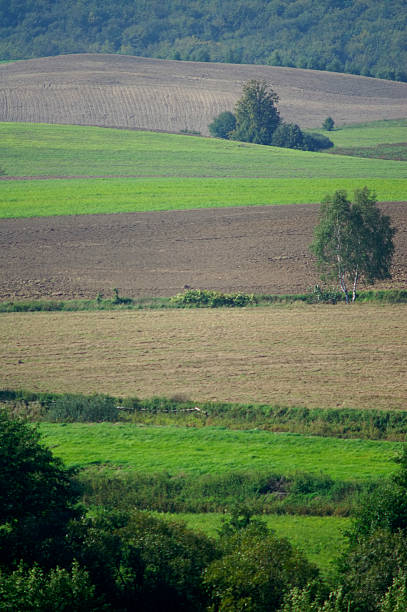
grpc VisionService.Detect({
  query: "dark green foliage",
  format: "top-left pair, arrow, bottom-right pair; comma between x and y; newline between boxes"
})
1,1 -> 406,82
208,111 -> 236,139
47,394 -> 119,423
272,123 -> 305,149
112,287 -> 132,305
322,117 -> 335,131
302,132 -> 334,151
334,445 -> 407,611
338,529 -> 407,612
230,80 -> 281,145
272,124 -> 334,151
310,187 -> 396,302
79,468 -> 365,517
204,521 -> 319,611
0,410 -> 81,568
71,510 -> 218,612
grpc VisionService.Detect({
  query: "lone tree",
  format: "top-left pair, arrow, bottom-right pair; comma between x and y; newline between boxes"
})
230,79 -> 280,145
322,116 -> 335,131
309,187 -> 396,303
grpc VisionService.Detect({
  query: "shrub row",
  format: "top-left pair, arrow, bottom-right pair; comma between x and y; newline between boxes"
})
170,288 -> 257,307
0,288 -> 406,312
79,467 -> 370,516
2,389 -> 407,440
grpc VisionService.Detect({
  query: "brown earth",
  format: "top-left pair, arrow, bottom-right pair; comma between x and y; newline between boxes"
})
1,54 -> 407,134
1,202 -> 406,301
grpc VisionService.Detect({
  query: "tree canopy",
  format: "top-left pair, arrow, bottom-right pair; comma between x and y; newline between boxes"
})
0,410 -> 81,568
309,187 -> 396,302
230,79 -> 280,145
0,0 -> 406,82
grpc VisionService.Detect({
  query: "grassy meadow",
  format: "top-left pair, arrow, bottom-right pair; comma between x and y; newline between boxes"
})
1,121 -> 406,218
1,121 -> 406,178
39,422 -> 401,480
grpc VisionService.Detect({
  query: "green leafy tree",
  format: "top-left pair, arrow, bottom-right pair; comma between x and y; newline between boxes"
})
72,509 -> 219,611
322,117 -> 335,131
230,79 -> 281,145
380,571 -> 407,612
0,410 -> 81,568
204,521 -> 319,611
208,111 -> 236,139
309,187 -> 395,303
272,123 -> 305,149
335,445 -> 407,611
0,560 -> 107,611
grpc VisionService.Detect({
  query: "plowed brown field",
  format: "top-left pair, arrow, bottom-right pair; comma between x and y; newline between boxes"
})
1,54 -> 407,133
1,202 -> 406,301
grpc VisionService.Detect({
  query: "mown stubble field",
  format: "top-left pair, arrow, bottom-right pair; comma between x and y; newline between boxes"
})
1,305 -> 406,410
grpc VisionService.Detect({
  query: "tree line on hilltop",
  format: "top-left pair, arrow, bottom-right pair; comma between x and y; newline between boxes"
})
1,0 -> 406,82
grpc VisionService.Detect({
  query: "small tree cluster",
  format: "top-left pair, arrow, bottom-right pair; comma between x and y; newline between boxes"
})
209,80 -> 333,150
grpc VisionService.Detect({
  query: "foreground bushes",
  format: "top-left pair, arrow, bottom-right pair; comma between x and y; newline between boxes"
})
2,409 -> 407,610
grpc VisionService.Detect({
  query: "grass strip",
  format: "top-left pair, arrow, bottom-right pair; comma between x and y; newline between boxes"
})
1,177 -> 406,218
2,388 -> 407,440
0,288 -> 406,313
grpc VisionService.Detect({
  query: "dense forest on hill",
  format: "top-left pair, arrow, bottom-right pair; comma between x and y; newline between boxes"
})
1,0 -> 406,82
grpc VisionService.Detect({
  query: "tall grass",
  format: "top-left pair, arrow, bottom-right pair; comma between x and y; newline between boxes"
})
2,388 -> 407,440
79,466 -> 370,517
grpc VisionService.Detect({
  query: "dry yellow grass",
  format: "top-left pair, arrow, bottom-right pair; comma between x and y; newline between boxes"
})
1,304 -> 406,410
1,54 -> 407,133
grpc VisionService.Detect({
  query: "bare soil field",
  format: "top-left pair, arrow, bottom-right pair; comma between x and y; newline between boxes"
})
1,304 -> 406,409
1,54 -> 407,134
1,202 -> 406,301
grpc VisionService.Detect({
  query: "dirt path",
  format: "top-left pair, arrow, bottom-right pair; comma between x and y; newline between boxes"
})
1,203 -> 406,300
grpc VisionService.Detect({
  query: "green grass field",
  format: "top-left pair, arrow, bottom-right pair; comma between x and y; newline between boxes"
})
1,121 -> 407,178
39,423 -> 401,481
160,512 -> 350,574
1,121 -> 406,218
322,119 -> 407,148
320,119 -> 407,161
1,176 -> 406,218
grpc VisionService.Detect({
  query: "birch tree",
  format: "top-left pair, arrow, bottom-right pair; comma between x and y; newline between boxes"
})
309,188 -> 395,303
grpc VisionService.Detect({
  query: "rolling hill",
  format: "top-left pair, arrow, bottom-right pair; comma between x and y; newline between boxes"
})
1,54 -> 407,134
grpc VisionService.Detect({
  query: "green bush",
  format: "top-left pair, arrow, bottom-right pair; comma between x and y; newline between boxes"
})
170,288 -> 257,307
204,521 -> 319,611
208,111 -> 236,139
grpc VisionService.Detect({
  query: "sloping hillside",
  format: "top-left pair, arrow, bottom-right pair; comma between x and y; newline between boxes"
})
1,54 -> 406,134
